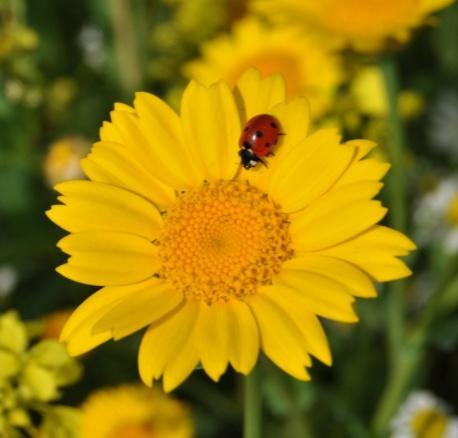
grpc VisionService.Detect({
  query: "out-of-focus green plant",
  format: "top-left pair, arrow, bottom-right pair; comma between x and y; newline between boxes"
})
0,311 -> 82,437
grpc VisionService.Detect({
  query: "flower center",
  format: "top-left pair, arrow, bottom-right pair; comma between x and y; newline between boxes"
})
323,0 -> 418,37
229,52 -> 302,97
158,180 -> 293,305
411,409 -> 448,438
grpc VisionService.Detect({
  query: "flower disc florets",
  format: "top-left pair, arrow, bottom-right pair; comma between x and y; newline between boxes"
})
158,180 -> 293,304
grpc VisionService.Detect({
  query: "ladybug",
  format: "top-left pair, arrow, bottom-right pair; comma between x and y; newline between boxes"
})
238,114 -> 283,169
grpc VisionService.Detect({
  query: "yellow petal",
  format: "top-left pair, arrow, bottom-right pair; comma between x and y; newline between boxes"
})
109,110 -> 161,178
114,102 -> 135,113
99,121 -> 121,143
81,141 -> 175,209
345,139 -> 377,159
284,254 -> 377,298
47,181 -> 162,239
259,285 -> 332,365
351,225 -> 416,252
291,198 -> 387,251
133,92 -> 203,188
270,97 -> 311,159
246,292 -> 311,380
226,299 -> 259,374
92,280 -> 183,340
292,180 -> 383,220
240,97 -> 311,192
268,129 -> 355,212
319,225 -> 415,281
61,285 -> 133,355
336,154 -> 390,188
138,301 -> 199,386
195,302 -> 230,381
234,68 -> 286,120
57,232 -> 158,286
274,270 -> 359,322
110,108 -> 197,190
181,80 -> 240,181
290,181 -> 385,251
163,334 -> 200,393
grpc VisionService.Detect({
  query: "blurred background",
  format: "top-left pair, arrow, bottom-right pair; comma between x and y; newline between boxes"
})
1,0 -> 457,437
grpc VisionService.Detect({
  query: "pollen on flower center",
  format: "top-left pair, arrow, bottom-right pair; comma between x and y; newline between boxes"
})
158,180 -> 293,304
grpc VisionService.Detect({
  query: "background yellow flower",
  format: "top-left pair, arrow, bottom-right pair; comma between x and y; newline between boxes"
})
251,0 -> 454,51
184,17 -> 343,119
80,385 -> 193,438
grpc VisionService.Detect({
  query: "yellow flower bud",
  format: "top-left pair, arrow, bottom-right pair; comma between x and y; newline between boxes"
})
7,408 -> 30,428
0,351 -> 20,379
0,312 -> 27,354
20,363 -> 59,402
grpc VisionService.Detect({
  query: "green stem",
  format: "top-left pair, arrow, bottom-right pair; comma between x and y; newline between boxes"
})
371,270 -> 458,435
371,337 -> 422,436
244,366 -> 262,438
106,0 -> 143,97
380,55 -> 407,371
9,0 -> 26,23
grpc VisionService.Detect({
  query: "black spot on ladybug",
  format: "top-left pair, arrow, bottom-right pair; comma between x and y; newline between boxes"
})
270,122 -> 277,128
255,130 -> 263,138
265,142 -> 271,148
243,141 -> 251,148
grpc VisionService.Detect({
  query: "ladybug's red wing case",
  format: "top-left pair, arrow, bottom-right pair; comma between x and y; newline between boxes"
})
238,114 -> 282,169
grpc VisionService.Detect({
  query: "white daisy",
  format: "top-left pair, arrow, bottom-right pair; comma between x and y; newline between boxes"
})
0,265 -> 18,299
390,391 -> 458,438
414,177 -> 458,254
429,91 -> 458,161
77,24 -> 106,70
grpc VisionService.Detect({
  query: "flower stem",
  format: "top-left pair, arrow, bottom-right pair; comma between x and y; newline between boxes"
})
372,270 -> 458,435
371,336 -> 422,436
107,0 -> 144,97
244,366 -> 262,438
380,55 -> 407,371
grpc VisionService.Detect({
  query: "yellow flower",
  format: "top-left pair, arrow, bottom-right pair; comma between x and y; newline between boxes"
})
47,69 -> 415,391
184,17 -> 343,119
251,0 -> 454,52
43,136 -> 90,187
80,385 -> 193,438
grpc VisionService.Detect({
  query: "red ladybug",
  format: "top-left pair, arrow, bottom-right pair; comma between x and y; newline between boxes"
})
238,114 -> 282,169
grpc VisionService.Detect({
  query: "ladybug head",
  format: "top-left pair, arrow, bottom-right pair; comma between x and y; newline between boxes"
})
238,148 -> 259,169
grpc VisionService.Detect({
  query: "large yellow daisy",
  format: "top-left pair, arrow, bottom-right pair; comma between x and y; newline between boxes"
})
47,69 -> 415,392
184,17 -> 343,119
80,385 -> 193,438
251,0 -> 454,52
